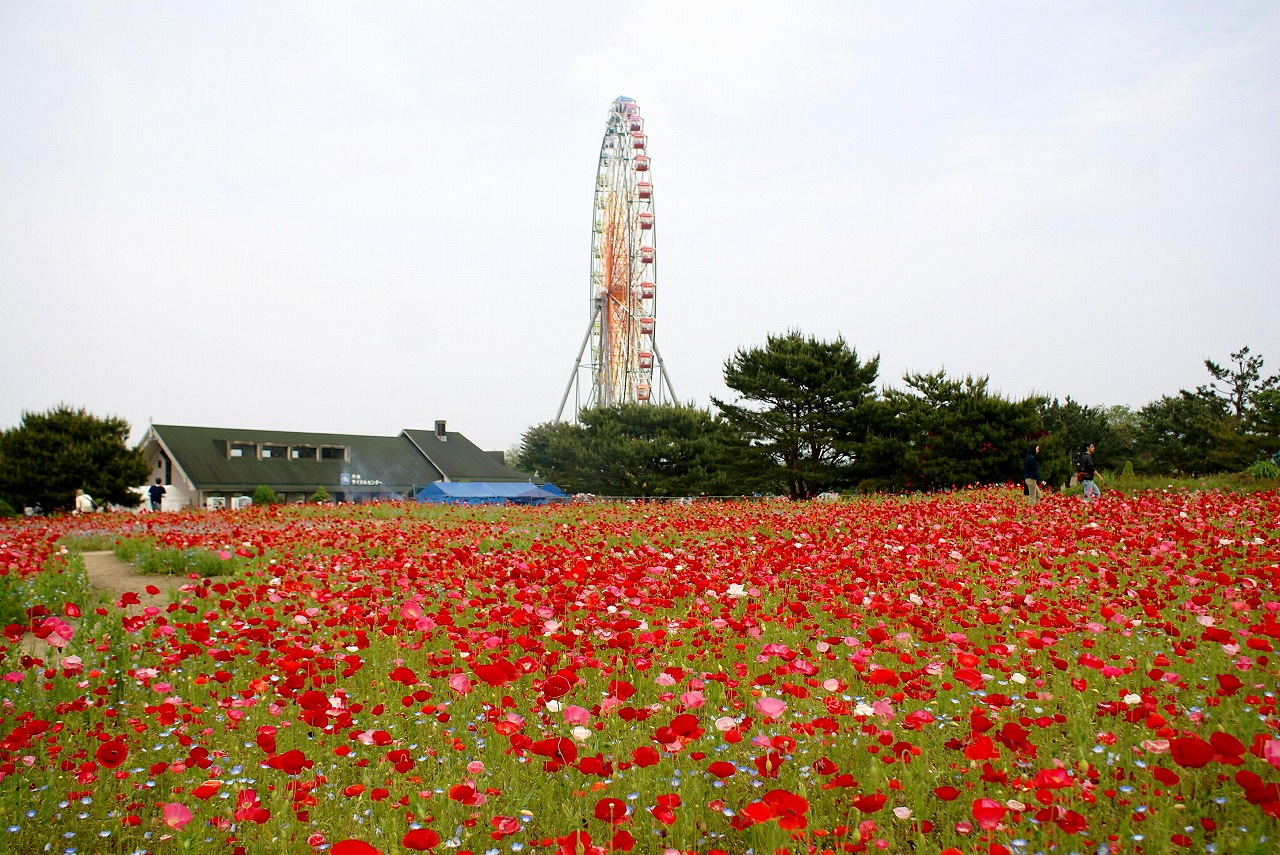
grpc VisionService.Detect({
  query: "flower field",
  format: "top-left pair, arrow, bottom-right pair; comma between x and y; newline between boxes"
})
1,487 -> 1278,855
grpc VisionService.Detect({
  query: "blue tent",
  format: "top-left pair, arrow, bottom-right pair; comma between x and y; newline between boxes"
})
415,481 -> 568,505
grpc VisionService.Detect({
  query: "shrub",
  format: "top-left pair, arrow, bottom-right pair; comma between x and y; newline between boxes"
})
252,485 -> 280,506
1247,458 -> 1280,480
310,485 -> 331,504
0,497 -> 17,518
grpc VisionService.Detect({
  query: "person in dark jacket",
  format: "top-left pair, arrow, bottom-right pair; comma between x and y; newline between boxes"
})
1079,442 -> 1101,505
148,479 -> 166,511
1023,445 -> 1044,506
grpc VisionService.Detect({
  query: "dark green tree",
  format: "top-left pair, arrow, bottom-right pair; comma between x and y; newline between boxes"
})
1195,345 -> 1278,419
513,420 -> 594,494
1251,389 -> 1280,458
1136,393 -> 1254,475
865,372 -> 1042,491
712,331 -> 880,499
1133,346 -> 1280,475
0,405 -> 148,511
518,404 -> 749,497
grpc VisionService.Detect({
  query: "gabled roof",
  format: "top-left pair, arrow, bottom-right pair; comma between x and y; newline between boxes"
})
145,425 -> 447,491
401,429 -> 528,482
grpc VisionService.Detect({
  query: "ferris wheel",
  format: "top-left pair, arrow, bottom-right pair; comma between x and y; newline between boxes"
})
557,96 -> 676,422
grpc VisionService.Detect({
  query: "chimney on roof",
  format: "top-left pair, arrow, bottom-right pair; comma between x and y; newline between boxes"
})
435,420 -> 447,440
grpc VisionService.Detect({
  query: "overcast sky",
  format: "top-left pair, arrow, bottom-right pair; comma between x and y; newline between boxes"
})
2,1 -> 1277,453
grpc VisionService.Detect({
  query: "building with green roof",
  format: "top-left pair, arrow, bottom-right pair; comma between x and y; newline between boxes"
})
139,421 -> 527,508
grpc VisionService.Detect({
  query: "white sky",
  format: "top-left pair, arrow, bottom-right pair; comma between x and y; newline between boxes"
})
2,1 -> 1277,453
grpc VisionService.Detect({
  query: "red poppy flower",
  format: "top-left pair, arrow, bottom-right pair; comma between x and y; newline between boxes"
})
447,783 -> 486,806
707,760 -> 736,778
1032,767 -> 1073,790
332,842 -> 381,855
473,661 -> 517,687
402,828 -> 441,851
852,793 -> 886,813
593,797 -> 627,824
268,749 -> 313,775
739,800 -> 774,824
649,803 -> 677,825
191,779 -> 223,799
669,713 -> 703,739
812,756 -> 840,775
972,798 -> 1007,830
531,737 -> 578,766
763,789 -> 810,830
555,831 -> 602,855
631,746 -> 660,767
541,673 -> 573,700
95,739 -> 128,769
491,816 -> 519,837
1170,736 -> 1214,768
1209,731 -> 1245,763
754,750 -> 784,778
608,680 -> 636,701
389,666 -> 418,685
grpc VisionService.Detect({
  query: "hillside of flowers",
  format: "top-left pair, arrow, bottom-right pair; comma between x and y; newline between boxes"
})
1,487 -> 1278,855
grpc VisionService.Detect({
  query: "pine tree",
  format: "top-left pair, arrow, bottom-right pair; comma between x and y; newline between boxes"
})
0,405 -> 149,511
712,331 -> 880,499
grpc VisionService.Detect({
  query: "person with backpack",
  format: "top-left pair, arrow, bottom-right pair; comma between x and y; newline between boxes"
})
74,489 -> 95,514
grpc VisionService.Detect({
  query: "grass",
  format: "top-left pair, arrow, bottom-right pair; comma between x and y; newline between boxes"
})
111,536 -> 240,576
1060,470 -> 1280,496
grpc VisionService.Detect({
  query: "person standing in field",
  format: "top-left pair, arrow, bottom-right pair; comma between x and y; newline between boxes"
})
1079,442 -> 1101,505
1023,445 -> 1044,506
148,479 -> 166,511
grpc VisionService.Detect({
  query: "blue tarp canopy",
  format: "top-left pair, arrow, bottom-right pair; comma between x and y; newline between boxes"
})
415,481 -> 568,505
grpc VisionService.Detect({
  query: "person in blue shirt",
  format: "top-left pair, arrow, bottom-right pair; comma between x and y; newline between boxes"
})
1023,445 -> 1044,506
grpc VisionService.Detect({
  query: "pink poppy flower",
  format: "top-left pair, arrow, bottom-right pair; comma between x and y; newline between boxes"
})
162,802 -> 193,830
756,696 -> 786,719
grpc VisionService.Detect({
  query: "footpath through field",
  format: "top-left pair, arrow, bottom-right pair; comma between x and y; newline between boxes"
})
79,550 -> 187,616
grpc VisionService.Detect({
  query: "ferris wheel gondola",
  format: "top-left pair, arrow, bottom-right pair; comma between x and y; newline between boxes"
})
557,97 -> 677,421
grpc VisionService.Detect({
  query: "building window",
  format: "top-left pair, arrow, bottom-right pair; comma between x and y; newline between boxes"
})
320,446 -> 348,461
229,443 -> 255,458
291,446 -> 318,461
261,445 -> 288,459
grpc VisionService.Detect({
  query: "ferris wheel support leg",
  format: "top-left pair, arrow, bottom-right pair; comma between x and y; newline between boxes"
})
556,301 -> 603,423
650,340 -> 677,404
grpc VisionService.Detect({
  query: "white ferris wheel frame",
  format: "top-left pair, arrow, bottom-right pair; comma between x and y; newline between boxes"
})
557,96 -> 676,422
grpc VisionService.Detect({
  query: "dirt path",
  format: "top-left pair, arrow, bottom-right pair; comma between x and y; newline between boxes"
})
80,550 -> 188,613
20,551 -> 189,659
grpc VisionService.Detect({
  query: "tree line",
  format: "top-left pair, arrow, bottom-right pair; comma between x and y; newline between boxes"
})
2,341 -> 1275,512
515,334 -> 1280,499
